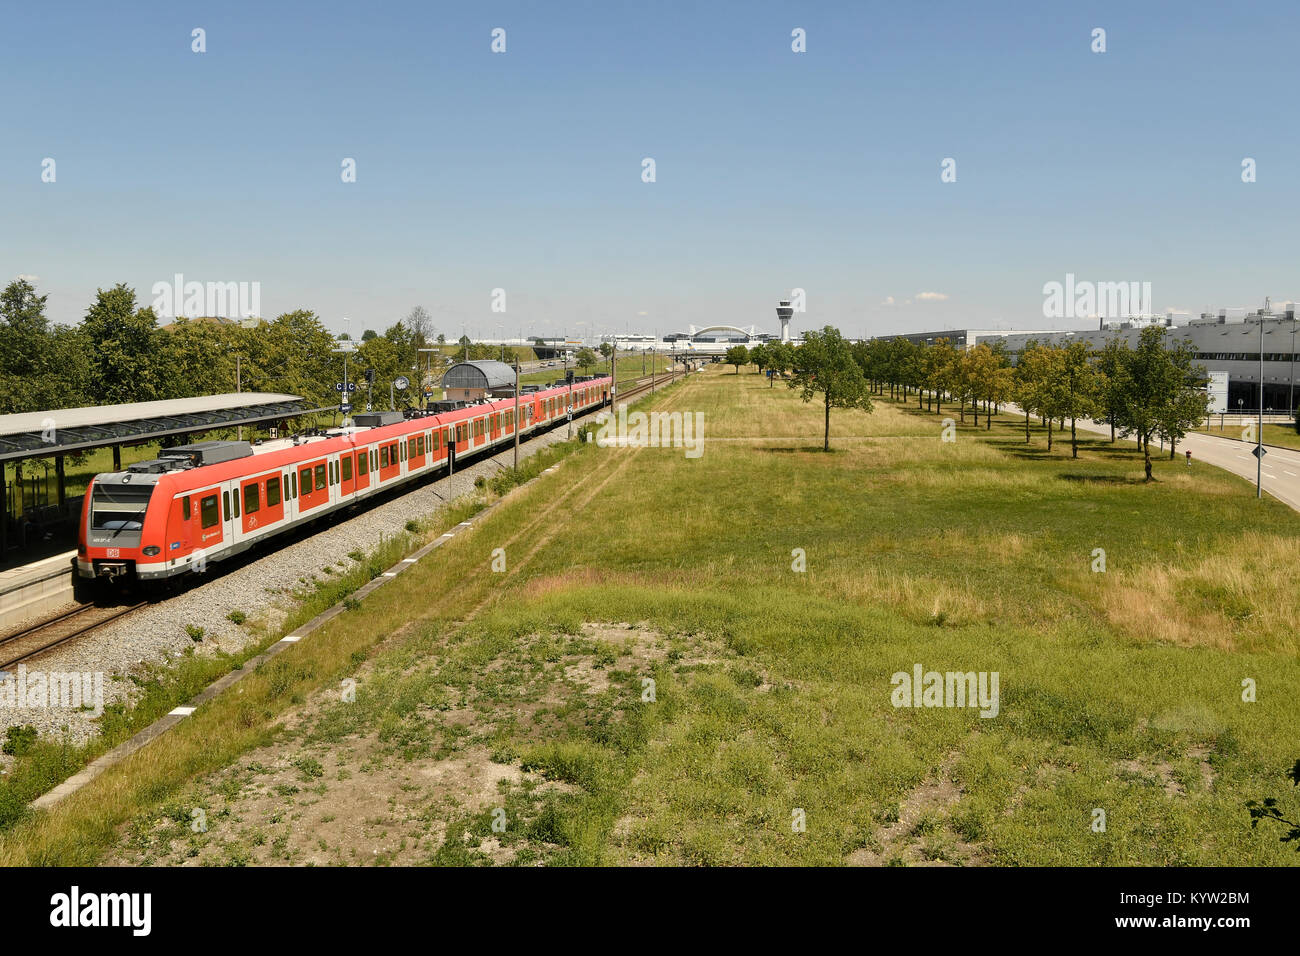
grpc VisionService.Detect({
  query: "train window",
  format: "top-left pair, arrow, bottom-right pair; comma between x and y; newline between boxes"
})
409,437 -> 416,457
456,423 -> 466,443
371,449 -> 377,471
291,471 -> 297,498
329,461 -> 336,485
381,446 -> 389,468
201,494 -> 219,529
417,435 -> 424,456
222,491 -> 230,522
233,489 -> 240,518
182,496 -> 191,520
267,476 -> 281,507
358,452 -> 367,476
300,467 -> 312,493
398,442 -> 404,461
244,483 -> 260,514
342,456 -> 352,481
314,464 -> 326,490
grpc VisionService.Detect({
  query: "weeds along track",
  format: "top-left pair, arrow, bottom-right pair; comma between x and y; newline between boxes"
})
0,601 -> 149,671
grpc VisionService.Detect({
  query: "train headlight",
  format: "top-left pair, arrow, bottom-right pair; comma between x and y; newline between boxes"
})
142,546 -> 161,556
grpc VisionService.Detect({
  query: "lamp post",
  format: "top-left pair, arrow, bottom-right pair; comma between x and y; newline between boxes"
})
1290,308 -> 1297,421
1256,315 -> 1264,499
333,331 -> 356,429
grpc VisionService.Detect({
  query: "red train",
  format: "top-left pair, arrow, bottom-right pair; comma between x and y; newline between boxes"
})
77,376 -> 611,583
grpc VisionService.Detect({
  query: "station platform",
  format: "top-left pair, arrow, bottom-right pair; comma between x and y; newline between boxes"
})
0,550 -> 77,631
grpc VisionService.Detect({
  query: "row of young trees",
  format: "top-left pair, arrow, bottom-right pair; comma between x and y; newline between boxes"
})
741,327 -> 1210,479
0,278 -> 442,416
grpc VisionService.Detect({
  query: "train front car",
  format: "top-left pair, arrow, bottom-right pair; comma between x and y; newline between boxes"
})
77,469 -> 167,583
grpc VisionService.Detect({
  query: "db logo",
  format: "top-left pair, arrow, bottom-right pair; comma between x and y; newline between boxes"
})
106,548 -> 120,558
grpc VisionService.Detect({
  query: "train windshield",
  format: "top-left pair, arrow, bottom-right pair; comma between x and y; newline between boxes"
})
91,483 -> 154,533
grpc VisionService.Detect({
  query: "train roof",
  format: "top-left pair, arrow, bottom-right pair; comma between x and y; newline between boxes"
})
89,376 -> 611,493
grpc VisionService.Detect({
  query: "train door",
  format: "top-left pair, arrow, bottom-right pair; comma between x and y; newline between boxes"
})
354,448 -> 370,492
298,459 -> 329,512
195,487 -> 223,551
489,411 -> 501,442
341,451 -> 355,496
379,441 -> 401,482
167,492 -> 194,565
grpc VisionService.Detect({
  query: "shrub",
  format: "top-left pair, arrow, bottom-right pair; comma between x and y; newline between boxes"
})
2,725 -> 37,757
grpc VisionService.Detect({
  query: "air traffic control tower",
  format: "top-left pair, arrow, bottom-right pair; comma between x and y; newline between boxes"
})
776,299 -> 794,342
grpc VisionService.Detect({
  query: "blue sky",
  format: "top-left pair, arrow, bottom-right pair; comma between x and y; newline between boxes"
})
3,0 -> 1298,338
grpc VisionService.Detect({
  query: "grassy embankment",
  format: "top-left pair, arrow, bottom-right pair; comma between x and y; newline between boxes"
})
4,365 -> 1299,866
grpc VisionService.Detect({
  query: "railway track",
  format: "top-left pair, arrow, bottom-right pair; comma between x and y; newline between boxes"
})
0,601 -> 148,671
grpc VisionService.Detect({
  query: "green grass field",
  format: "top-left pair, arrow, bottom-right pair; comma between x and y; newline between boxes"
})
4,366 -> 1299,866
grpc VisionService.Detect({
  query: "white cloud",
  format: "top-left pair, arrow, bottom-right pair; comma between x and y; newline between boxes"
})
16,274 -> 39,283
881,296 -> 896,306
915,291 -> 949,301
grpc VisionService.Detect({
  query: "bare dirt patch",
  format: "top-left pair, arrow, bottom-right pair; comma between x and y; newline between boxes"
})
848,753 -> 989,866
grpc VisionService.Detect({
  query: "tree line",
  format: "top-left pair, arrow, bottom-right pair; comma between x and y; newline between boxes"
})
0,278 -> 460,418
731,327 -> 1210,479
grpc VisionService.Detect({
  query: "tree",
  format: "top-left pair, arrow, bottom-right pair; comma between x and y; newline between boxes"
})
575,347 -> 598,374
361,329 -> 379,342
1058,341 -> 1100,458
0,278 -> 78,412
81,284 -> 161,405
749,344 -> 769,375
1115,326 -> 1186,481
788,326 -> 873,452
403,305 -> 432,346
922,338 -> 957,413
598,342 -> 613,359
961,343 -> 1000,427
725,345 -> 750,374
1095,337 -> 1131,442
765,342 -> 793,387
1013,342 -> 1059,446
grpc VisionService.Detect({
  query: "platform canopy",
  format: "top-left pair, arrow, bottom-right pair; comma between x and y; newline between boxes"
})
441,360 -> 517,391
0,392 -> 320,463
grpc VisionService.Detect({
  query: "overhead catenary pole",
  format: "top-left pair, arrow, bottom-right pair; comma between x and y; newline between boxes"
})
513,355 -> 520,470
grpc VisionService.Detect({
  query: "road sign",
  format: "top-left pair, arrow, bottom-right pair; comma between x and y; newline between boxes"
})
335,382 -> 357,392
365,403 -> 372,412
335,382 -> 344,392
1252,445 -> 1267,459
340,402 -> 353,414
